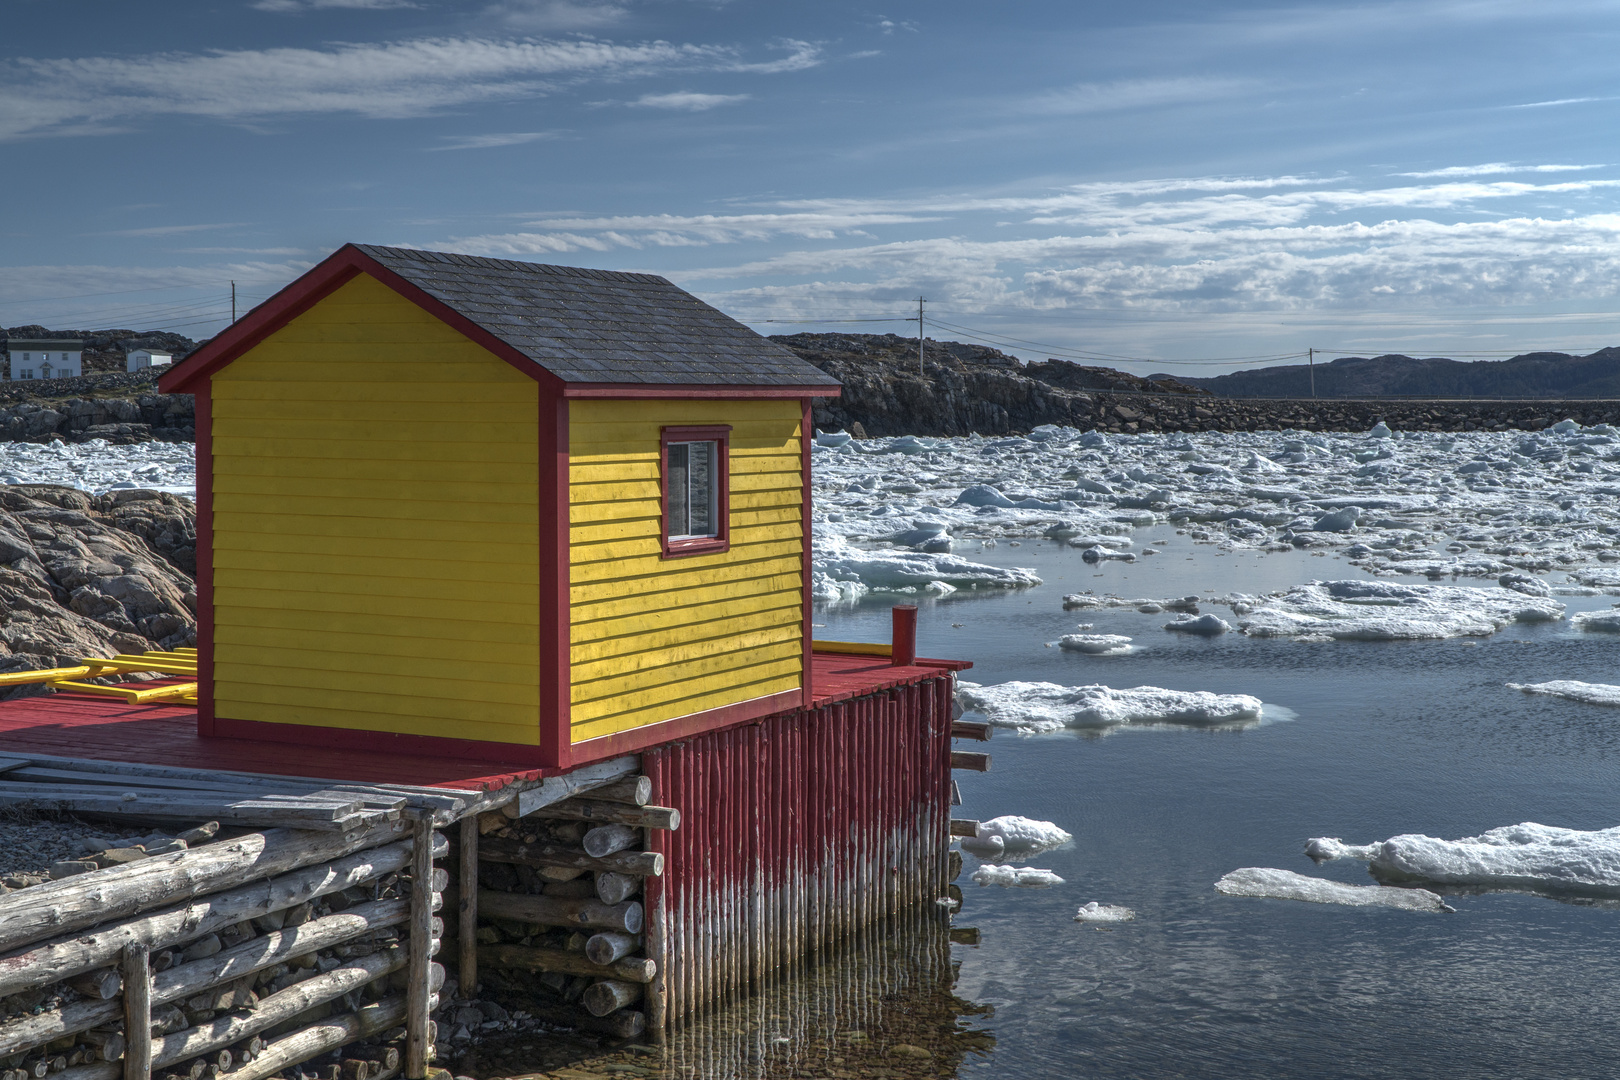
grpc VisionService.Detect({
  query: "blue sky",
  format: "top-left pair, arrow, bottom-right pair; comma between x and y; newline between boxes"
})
3,0 -> 1619,374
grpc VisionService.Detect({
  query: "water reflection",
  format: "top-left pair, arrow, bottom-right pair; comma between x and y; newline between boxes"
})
467,909 -> 995,1080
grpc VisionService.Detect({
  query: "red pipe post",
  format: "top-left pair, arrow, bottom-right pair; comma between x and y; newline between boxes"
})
892,604 -> 918,666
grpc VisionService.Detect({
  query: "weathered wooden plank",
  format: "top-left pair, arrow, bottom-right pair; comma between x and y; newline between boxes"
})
513,756 -> 638,817
478,836 -> 662,877
477,944 -> 654,984
529,800 -> 678,831
0,820 -> 404,954
0,835 -> 439,998
405,818 -> 436,1080
476,889 -> 643,933
120,944 -> 150,1080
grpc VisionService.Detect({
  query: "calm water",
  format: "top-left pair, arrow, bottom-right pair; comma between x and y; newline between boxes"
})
812,534 -> 1620,1079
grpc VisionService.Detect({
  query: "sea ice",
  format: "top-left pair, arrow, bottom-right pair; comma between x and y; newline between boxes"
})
1073,902 -> 1136,922
1231,579 -> 1564,640
810,536 -> 1039,603
974,815 -> 1073,854
0,439 -> 196,498
1214,867 -> 1452,912
956,680 -> 1263,734
1506,680 -> 1620,706
1305,822 -> 1620,897
1058,634 -> 1134,655
1572,610 -> 1620,633
1163,614 -> 1231,635
971,865 -> 1064,888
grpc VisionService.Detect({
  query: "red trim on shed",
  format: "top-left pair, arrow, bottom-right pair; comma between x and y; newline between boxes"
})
194,384 -> 215,738
800,397 -> 814,709
658,425 -> 731,559
158,245 -> 566,397
563,384 -> 839,399
541,392 -> 572,771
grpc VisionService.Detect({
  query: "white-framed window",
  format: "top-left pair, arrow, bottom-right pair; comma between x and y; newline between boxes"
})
660,425 -> 731,557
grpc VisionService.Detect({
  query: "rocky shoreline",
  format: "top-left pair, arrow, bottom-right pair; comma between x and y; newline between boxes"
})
797,348 -> 1620,436
0,485 -> 197,691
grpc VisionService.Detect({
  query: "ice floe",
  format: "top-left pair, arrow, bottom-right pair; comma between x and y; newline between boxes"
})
808,422 -> 1620,598
1058,633 -> 1134,655
0,439 -> 196,498
1572,609 -> 1620,632
1214,867 -> 1453,912
973,814 -> 1073,854
1073,902 -> 1137,922
1163,613 -> 1231,635
1506,680 -> 1620,706
956,680 -> 1264,734
810,536 -> 1040,604
971,864 -> 1064,888
1229,579 -> 1564,640
1306,822 -> 1620,898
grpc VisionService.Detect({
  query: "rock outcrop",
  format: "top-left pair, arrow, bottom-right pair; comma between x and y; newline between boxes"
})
0,486 -> 196,693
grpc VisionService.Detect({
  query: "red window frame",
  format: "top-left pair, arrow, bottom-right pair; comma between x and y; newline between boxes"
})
660,424 -> 731,558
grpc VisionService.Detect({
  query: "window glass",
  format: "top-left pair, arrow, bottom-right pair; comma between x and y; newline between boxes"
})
668,440 -> 718,539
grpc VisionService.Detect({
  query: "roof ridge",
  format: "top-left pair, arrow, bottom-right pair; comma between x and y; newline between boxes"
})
354,243 -> 673,286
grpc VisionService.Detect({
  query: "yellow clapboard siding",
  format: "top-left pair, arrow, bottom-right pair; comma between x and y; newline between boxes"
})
215,605 -> 536,646
212,437 -> 533,463
215,624 -> 537,665
216,650 -> 540,697
216,455 -> 534,485
217,698 -> 537,745
572,626 -> 801,687
214,474 -> 539,507
570,486 -> 798,524
214,531 -> 537,564
569,504 -> 802,547
214,493 -> 539,524
572,609 -> 800,669
572,569 -> 801,624
216,677 -> 536,723
215,547 -> 538,586
568,397 -> 805,743
216,569 -> 539,610
569,533 -> 800,569
212,273 -> 540,742
569,670 -> 801,738
210,511 -> 536,546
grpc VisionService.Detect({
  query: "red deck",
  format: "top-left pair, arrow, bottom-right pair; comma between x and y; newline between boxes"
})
0,652 -> 966,792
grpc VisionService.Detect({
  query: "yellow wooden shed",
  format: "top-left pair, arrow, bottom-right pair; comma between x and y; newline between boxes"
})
159,244 -> 841,768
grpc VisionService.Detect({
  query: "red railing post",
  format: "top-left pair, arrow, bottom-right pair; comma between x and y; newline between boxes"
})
892,604 -> 918,666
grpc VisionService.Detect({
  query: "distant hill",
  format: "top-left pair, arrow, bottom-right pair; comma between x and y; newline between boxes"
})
1164,347 -> 1620,399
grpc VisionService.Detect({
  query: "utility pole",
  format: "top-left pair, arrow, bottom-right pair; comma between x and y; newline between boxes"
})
231,281 -> 237,323
916,296 -> 926,374
1308,347 -> 1316,398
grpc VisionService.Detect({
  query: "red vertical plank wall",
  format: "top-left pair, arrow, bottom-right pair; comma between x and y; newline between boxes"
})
640,674 -> 954,1027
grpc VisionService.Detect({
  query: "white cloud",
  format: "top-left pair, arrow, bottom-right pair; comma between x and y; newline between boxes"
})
1398,163 -> 1609,177
431,130 -> 557,150
629,91 -> 749,111
101,222 -> 251,237
1507,96 -> 1618,109
0,35 -> 803,140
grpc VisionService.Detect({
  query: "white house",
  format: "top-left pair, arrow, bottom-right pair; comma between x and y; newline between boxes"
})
5,339 -> 83,381
126,348 -> 173,372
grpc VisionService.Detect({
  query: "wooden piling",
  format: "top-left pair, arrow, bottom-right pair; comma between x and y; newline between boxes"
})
120,945 -> 150,1080
457,816 -> 477,997
404,816 -> 435,1080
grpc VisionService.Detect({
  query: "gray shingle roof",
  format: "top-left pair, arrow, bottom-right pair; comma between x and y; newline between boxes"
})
353,244 -> 841,389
